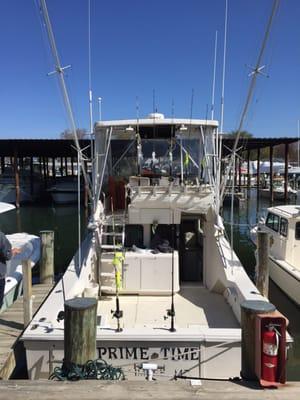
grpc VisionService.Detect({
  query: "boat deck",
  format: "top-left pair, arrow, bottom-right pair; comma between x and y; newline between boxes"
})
98,284 -> 239,332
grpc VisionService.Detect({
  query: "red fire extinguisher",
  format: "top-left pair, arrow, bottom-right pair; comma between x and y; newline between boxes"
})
262,324 -> 280,382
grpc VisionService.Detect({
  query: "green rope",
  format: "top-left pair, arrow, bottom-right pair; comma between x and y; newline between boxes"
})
49,359 -> 125,381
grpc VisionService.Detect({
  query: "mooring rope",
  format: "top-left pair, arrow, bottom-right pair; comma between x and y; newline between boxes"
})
49,359 -> 125,381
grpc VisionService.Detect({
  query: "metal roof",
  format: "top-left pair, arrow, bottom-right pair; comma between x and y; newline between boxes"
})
0,139 -> 91,157
222,137 -> 298,156
0,137 -> 297,158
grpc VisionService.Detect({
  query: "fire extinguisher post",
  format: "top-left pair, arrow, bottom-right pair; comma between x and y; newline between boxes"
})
255,230 -> 269,298
240,300 -> 276,380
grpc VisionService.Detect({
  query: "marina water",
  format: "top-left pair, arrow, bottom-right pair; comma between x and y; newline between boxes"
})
0,196 -> 299,380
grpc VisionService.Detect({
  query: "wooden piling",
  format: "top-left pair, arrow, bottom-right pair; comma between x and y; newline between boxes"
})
269,146 -> 273,204
256,147 -> 260,202
64,298 -> 97,368
60,157 -> 64,176
284,143 -> 289,203
71,157 -> 74,176
256,230 -> 269,298
40,230 -> 54,284
0,157 -> 4,174
52,157 -> 56,178
22,259 -> 33,327
247,150 -> 250,189
13,153 -> 20,208
65,157 -> 68,176
241,300 -> 276,380
30,157 -> 34,196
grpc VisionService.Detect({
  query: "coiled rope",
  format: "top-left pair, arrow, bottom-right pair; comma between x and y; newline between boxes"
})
49,359 -> 125,381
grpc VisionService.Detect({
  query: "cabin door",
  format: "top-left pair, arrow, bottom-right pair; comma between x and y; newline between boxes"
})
179,219 -> 203,282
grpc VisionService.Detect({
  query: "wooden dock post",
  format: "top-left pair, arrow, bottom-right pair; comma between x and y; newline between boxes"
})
256,230 -> 269,298
13,153 -> 20,208
64,298 -> 97,369
284,143 -> 289,203
256,147 -> 260,202
22,259 -> 33,327
241,300 -> 276,380
40,230 -> 54,284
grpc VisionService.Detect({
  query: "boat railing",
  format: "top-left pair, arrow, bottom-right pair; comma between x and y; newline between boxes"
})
127,182 -> 213,198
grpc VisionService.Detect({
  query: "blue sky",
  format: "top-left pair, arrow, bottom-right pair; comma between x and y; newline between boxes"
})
0,0 -> 300,139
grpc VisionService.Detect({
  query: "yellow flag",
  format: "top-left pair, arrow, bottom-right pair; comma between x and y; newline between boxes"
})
184,152 -> 190,167
112,252 -> 124,290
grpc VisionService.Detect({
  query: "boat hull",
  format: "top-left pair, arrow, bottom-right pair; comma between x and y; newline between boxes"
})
50,191 -> 82,204
269,256 -> 300,306
24,336 -> 241,380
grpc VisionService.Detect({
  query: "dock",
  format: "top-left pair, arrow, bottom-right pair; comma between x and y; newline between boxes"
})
0,380 -> 299,399
0,282 -> 53,379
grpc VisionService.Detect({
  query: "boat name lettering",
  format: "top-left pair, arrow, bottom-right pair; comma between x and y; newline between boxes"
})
97,346 -> 199,361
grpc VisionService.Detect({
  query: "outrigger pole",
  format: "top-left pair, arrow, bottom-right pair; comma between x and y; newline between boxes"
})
220,0 -> 280,204
39,0 -> 92,201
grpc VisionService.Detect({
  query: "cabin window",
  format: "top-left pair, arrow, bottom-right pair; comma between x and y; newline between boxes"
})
266,213 -> 280,232
295,222 -> 300,240
280,218 -> 288,237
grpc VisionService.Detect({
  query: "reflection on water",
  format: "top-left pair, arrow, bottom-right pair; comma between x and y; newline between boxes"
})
222,189 -> 300,381
0,204 -> 88,277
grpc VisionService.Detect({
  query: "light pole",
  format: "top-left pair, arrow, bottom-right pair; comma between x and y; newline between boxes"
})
98,97 -> 102,121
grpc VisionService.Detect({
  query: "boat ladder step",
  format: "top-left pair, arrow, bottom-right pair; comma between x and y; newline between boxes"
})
102,222 -> 124,227
101,244 -> 123,250
101,232 -> 123,237
100,285 -> 114,292
100,272 -> 115,278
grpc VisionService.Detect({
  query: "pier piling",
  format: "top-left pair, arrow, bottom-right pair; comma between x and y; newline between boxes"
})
255,230 -> 269,298
40,230 -> 54,284
22,259 -> 33,327
64,297 -> 97,369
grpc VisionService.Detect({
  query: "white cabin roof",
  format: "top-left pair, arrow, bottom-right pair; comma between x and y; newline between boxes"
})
95,117 -> 218,129
268,205 -> 300,219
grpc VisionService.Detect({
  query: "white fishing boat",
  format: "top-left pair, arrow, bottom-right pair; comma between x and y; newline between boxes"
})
250,205 -> 300,306
21,115 -> 273,380
47,176 -> 83,205
259,180 -> 297,201
0,203 -> 41,313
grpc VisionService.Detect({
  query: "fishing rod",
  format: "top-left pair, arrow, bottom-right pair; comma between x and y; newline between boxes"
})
110,197 -> 123,333
166,211 -> 176,333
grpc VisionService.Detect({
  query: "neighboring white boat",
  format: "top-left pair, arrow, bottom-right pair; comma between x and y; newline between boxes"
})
2,233 -> 41,313
21,115 -> 275,380
47,177 -> 83,204
0,169 -> 41,204
250,205 -> 300,306
259,180 -> 297,201
0,203 -> 41,313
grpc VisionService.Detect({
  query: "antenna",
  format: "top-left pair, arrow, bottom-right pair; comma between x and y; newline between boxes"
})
136,96 -> 142,175
297,119 -> 300,167
216,0 -> 228,214
211,30 -> 218,120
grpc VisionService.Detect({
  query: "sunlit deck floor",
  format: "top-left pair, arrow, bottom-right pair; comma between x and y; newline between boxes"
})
97,284 -> 239,332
